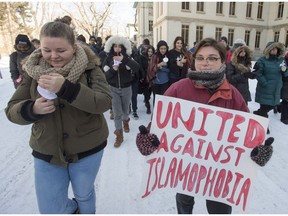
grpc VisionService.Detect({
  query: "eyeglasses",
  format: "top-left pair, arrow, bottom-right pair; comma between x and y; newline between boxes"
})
194,56 -> 221,64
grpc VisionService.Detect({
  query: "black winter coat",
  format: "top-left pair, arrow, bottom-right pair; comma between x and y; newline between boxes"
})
281,55 -> 288,100
103,55 -> 139,88
167,49 -> 191,82
282,76 -> 288,100
9,46 -> 35,80
226,46 -> 254,103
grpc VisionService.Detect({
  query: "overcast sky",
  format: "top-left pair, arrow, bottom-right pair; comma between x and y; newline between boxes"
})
109,2 -> 136,35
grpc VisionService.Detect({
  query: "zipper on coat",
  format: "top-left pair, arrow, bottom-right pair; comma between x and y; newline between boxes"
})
117,68 -> 121,89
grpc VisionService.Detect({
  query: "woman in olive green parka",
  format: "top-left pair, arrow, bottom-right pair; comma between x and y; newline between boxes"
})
6,45 -> 111,166
5,20 -> 111,214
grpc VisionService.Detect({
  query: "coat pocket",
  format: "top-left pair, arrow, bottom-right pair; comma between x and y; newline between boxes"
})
76,116 -> 102,137
31,122 -> 44,140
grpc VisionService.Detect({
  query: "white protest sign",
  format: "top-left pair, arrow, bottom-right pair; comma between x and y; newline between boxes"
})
140,95 -> 269,212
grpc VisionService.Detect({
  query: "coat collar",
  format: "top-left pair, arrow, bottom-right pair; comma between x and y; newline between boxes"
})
194,79 -> 232,103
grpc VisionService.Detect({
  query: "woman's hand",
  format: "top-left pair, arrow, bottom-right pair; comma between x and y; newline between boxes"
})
158,62 -> 167,68
38,73 -> 65,93
33,97 -> 56,115
112,65 -> 119,71
176,60 -> 184,67
180,57 -> 187,64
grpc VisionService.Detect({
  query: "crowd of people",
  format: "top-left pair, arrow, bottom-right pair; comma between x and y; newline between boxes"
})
5,15 -> 287,214
9,31 -> 288,128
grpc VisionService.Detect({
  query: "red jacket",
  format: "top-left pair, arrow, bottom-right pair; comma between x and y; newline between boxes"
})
164,78 -> 249,112
226,50 -> 232,64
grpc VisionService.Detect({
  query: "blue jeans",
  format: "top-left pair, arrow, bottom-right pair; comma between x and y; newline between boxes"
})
34,150 -> 104,213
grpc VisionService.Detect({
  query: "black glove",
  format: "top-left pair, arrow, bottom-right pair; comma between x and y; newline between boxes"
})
136,125 -> 160,156
243,71 -> 256,79
250,137 -> 274,167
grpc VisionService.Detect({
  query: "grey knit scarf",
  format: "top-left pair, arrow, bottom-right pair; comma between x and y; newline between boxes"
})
25,44 -> 88,83
188,64 -> 226,90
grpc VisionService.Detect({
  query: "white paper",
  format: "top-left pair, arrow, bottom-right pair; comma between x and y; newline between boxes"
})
113,60 -> 122,66
37,85 -> 57,100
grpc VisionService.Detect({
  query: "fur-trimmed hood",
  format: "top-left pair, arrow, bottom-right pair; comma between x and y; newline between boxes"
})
263,42 -> 285,59
104,35 -> 132,56
230,45 -> 252,73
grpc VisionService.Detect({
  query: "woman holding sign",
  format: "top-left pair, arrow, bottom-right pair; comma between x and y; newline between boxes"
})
136,37 -> 274,214
166,37 -> 242,214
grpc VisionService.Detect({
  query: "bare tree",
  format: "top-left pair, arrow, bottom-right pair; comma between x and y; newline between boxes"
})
0,2 -> 34,53
29,2 -> 47,39
58,2 -> 112,37
0,2 -> 114,54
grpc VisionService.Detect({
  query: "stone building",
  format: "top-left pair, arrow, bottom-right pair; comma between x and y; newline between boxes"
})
134,2 -> 288,59
133,2 -> 154,47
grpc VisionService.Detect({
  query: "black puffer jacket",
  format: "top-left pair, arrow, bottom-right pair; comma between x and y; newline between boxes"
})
9,46 -> 35,80
281,53 -> 288,100
102,36 -> 139,88
226,45 -> 254,103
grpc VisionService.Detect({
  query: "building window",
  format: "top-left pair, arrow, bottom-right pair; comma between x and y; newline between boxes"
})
277,2 -> 284,18
149,20 -> 153,32
182,2 -> 190,10
197,2 -> 204,12
255,31 -> 261,48
245,30 -> 250,46
257,2 -> 263,19
274,31 -> 280,42
246,2 -> 252,18
216,2 -> 223,14
228,29 -> 234,46
181,24 -> 189,46
196,26 -> 203,42
215,27 -> 222,41
229,2 -> 236,16
286,30 -> 288,48
160,26 -> 162,39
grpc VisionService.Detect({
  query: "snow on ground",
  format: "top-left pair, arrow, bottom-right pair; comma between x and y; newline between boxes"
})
0,55 -> 287,214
